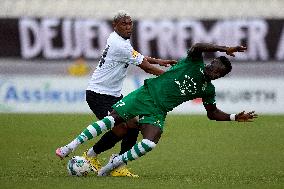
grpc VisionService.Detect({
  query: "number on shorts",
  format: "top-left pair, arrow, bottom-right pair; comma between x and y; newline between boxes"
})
115,100 -> 125,107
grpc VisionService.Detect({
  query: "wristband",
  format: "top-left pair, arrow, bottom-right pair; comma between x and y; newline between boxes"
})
230,114 -> 236,121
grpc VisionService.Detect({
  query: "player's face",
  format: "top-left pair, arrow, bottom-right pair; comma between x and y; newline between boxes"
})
113,16 -> 133,39
204,59 -> 228,80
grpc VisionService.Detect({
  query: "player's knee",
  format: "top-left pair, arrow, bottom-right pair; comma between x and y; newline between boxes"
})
112,123 -> 128,137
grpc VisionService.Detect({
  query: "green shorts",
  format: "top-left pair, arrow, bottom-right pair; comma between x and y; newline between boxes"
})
112,86 -> 167,131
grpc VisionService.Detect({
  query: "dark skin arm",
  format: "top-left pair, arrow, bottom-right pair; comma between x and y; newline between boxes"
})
145,56 -> 177,67
138,55 -> 177,76
189,43 -> 247,58
204,104 -> 258,122
138,57 -> 165,76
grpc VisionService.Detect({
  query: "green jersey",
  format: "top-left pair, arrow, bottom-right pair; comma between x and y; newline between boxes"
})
144,55 -> 216,112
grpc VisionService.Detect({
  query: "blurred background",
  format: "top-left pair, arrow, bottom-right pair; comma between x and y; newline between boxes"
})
0,0 -> 284,114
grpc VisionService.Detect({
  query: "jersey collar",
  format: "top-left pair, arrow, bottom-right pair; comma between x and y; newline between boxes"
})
113,31 -> 130,42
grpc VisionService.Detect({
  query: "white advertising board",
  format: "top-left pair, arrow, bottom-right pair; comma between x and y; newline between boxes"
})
172,77 -> 284,114
0,76 -> 283,114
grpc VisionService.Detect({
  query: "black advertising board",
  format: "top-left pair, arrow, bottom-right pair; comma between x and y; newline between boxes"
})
0,18 -> 283,61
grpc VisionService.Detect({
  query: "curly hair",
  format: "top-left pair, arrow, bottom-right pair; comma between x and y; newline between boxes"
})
113,10 -> 131,23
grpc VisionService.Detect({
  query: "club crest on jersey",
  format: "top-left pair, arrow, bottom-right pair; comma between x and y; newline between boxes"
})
174,75 -> 197,95
132,50 -> 139,58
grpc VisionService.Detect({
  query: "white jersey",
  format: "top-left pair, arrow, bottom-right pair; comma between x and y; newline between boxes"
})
87,32 -> 144,97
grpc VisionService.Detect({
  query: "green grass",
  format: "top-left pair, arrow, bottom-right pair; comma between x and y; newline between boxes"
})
0,114 -> 283,189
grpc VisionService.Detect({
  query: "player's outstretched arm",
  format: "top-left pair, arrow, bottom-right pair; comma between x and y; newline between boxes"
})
204,104 -> 258,122
145,56 -> 177,67
138,57 -> 165,76
225,46 -> 247,57
189,43 -> 247,57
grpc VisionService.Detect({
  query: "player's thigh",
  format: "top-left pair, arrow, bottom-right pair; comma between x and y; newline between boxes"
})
139,112 -> 166,132
113,86 -> 166,128
112,89 -> 144,121
126,117 -> 139,129
86,90 -> 122,119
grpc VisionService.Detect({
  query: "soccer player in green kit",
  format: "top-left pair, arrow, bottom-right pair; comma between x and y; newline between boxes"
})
56,43 -> 258,176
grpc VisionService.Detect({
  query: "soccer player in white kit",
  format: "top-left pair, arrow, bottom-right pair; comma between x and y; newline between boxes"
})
56,11 -> 176,177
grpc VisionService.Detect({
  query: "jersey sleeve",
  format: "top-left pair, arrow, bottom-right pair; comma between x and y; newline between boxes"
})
202,82 -> 216,105
121,43 -> 144,66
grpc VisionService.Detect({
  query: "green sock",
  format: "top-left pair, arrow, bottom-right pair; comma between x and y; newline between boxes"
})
76,116 -> 115,144
121,139 -> 156,163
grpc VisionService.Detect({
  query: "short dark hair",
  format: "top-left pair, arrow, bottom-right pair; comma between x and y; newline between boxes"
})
217,56 -> 232,73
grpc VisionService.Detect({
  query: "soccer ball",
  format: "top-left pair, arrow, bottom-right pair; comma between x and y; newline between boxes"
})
67,156 -> 92,176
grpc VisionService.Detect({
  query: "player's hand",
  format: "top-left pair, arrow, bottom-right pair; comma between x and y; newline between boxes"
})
226,46 -> 247,57
235,111 -> 258,122
158,60 -> 177,67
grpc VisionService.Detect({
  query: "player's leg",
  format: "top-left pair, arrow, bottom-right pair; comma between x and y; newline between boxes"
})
120,123 -> 161,161
99,103 -> 166,176
110,118 -> 140,177
88,126 -> 124,156
98,85 -> 166,176
84,90 -> 140,175
82,90 -> 123,171
88,88 -> 144,158
87,119 -> 140,176
119,118 -> 139,155
98,124 -> 162,176
82,122 -> 131,172
88,117 -> 138,157
84,90 -> 124,159
85,91 -> 139,157
56,111 -> 126,159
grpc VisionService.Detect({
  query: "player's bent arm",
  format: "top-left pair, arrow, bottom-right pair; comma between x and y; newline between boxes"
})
138,58 -> 165,76
204,104 -> 231,121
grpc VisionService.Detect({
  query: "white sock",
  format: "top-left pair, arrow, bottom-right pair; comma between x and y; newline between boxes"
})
87,148 -> 97,157
66,138 -> 81,150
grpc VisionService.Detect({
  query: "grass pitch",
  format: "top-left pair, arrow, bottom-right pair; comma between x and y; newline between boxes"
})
0,114 -> 283,189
